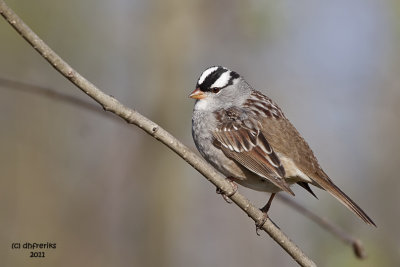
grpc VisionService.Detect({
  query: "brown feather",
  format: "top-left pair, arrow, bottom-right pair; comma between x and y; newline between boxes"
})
297,182 -> 318,199
259,114 -> 375,225
212,108 -> 294,195
311,176 -> 376,226
220,145 -> 294,195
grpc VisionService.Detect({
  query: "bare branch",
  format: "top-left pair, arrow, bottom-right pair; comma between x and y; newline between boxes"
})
0,1 -> 316,266
0,77 -> 103,114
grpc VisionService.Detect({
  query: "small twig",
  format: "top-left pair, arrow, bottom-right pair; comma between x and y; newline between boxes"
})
277,194 -> 366,259
0,1 -> 316,266
0,77 -> 102,114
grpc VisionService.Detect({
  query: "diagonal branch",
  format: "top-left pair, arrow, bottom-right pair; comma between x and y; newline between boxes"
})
0,1 -> 315,266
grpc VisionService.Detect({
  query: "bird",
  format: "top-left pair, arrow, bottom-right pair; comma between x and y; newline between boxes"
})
189,66 -> 376,229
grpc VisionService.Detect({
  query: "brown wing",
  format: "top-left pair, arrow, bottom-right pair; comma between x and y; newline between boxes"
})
244,90 -> 326,182
260,116 -> 327,184
212,108 -> 294,195
251,98 -> 375,225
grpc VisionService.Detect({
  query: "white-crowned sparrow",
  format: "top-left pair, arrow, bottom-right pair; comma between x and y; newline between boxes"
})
190,66 -> 375,227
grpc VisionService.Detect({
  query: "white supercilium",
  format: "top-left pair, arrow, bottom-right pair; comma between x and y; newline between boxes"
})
198,66 -> 219,85
210,71 -> 231,88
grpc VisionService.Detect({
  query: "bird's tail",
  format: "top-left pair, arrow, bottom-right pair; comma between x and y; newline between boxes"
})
319,180 -> 376,227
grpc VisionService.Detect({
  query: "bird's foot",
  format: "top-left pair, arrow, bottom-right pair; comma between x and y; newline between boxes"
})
216,177 -> 238,204
255,193 -> 276,235
255,212 -> 269,236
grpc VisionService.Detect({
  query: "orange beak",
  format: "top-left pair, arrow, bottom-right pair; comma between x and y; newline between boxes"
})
189,88 -> 206,100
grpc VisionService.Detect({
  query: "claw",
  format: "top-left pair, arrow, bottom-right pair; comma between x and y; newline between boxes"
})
216,187 -> 232,203
216,177 -> 238,204
255,213 -> 268,236
255,193 -> 277,236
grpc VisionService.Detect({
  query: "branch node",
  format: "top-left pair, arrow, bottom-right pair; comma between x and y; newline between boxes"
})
67,70 -> 74,78
152,126 -> 159,134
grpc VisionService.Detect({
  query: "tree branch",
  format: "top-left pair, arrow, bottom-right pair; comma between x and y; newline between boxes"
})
0,77 -> 103,114
0,1 -> 316,266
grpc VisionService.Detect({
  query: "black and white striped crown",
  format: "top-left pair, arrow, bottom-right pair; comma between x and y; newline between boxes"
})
196,66 -> 240,92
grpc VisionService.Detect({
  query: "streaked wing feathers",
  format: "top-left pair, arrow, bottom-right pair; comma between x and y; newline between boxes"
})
212,108 -> 293,195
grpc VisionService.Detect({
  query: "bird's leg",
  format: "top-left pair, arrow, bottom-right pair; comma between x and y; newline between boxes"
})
216,177 -> 238,204
255,193 -> 276,235
261,192 -> 276,213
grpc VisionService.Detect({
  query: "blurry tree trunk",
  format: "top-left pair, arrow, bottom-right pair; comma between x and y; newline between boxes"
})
140,1 -> 198,266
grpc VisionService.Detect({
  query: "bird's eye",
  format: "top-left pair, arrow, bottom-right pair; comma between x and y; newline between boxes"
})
211,88 -> 221,93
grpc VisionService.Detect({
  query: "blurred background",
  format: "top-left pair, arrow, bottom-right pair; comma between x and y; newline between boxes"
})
0,0 -> 399,266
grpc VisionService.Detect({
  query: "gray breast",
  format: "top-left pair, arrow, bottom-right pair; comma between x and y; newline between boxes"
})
192,110 -> 234,176
192,110 -> 216,158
